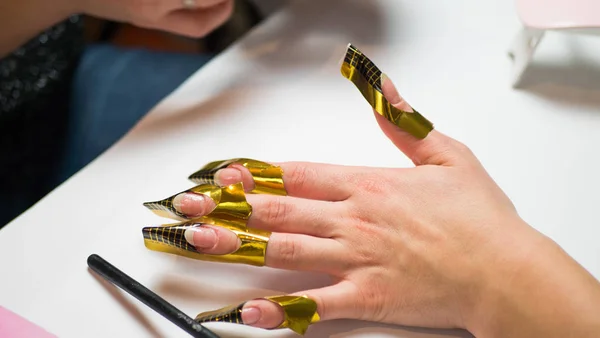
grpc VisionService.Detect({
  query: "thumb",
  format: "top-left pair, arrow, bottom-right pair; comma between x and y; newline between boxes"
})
377,74 -> 473,166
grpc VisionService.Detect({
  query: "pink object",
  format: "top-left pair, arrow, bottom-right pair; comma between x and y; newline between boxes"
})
516,0 -> 600,29
509,0 -> 600,86
0,306 -> 57,338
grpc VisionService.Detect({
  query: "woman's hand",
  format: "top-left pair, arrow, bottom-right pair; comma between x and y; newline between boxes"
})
172,76 -> 600,337
76,0 -> 233,38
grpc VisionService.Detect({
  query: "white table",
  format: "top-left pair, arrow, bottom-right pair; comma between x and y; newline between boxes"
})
2,0 -> 600,337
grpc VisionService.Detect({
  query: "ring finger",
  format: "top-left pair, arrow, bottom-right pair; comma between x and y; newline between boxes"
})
173,191 -> 343,238
181,227 -> 346,273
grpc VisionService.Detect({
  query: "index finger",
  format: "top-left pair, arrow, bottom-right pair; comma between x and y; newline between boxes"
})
189,159 -> 353,201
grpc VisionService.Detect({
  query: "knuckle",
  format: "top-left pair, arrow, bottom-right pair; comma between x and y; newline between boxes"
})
274,234 -> 299,266
356,275 -> 386,321
356,177 -> 384,195
451,139 -> 474,157
263,198 -> 290,225
287,164 -> 312,192
419,143 -> 454,166
347,172 -> 387,196
343,214 -> 381,267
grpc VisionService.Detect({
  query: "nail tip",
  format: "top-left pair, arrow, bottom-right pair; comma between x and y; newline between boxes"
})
184,227 -> 195,246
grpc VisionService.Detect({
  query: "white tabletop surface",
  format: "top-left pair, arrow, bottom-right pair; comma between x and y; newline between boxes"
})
2,0 -> 600,337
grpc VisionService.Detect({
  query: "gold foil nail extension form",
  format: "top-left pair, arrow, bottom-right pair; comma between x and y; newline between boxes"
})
188,158 -> 287,196
142,221 -> 270,266
142,182 -> 270,266
340,44 -> 434,139
194,296 -> 320,335
143,183 -> 252,225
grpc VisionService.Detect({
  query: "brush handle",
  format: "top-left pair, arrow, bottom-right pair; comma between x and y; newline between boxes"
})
87,254 -> 219,338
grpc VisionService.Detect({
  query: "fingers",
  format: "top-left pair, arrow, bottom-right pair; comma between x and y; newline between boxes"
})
173,191 -> 215,218
229,283 -> 358,331
172,192 -> 342,238
245,194 -> 340,237
196,295 -> 322,334
264,233 -> 345,273
378,75 -> 477,167
215,161 -> 353,201
180,229 -> 344,273
293,281 -> 359,321
156,0 -> 233,37
241,299 -> 285,329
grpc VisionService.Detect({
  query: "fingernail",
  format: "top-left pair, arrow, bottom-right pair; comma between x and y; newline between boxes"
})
184,227 -> 217,249
381,72 -> 402,106
381,73 -> 414,113
241,306 -> 262,325
380,72 -> 389,87
214,168 -> 240,186
172,193 -> 206,216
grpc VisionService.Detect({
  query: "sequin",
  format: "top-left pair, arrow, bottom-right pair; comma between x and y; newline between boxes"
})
0,16 -> 84,227
0,16 -> 83,119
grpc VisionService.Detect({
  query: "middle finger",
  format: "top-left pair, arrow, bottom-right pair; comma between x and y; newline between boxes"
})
246,194 -> 341,238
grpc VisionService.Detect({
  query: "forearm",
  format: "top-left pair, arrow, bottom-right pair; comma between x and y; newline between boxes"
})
0,0 -> 77,57
473,226 -> 600,338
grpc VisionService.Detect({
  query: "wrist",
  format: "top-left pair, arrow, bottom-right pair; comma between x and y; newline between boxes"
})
463,218 -> 549,336
466,220 -> 600,338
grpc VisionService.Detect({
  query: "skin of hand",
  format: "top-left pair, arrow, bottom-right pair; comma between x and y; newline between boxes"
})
0,0 -> 233,57
75,0 -> 234,38
172,77 -> 600,337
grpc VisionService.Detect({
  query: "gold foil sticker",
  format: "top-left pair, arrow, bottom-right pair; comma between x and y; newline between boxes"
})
340,44 -> 434,139
194,295 -> 320,335
142,221 -> 270,266
188,158 -> 287,196
143,183 -> 252,230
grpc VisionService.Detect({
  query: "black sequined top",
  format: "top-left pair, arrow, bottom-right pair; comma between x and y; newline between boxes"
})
0,15 -> 84,226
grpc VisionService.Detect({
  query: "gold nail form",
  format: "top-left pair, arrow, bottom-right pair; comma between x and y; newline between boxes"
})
194,295 -> 320,335
141,221 -> 270,266
340,43 -> 434,139
188,158 -> 287,196
142,182 -> 270,266
143,183 -> 252,225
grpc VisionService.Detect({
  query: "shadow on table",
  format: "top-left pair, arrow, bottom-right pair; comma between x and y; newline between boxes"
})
87,268 -> 167,338
154,269 -> 473,338
309,320 -> 472,338
131,0 -> 398,134
515,50 -> 600,110
132,86 -> 256,138
207,320 -> 472,338
236,0 -> 392,70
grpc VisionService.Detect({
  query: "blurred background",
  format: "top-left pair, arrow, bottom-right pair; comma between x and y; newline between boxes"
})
83,0 -> 287,56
